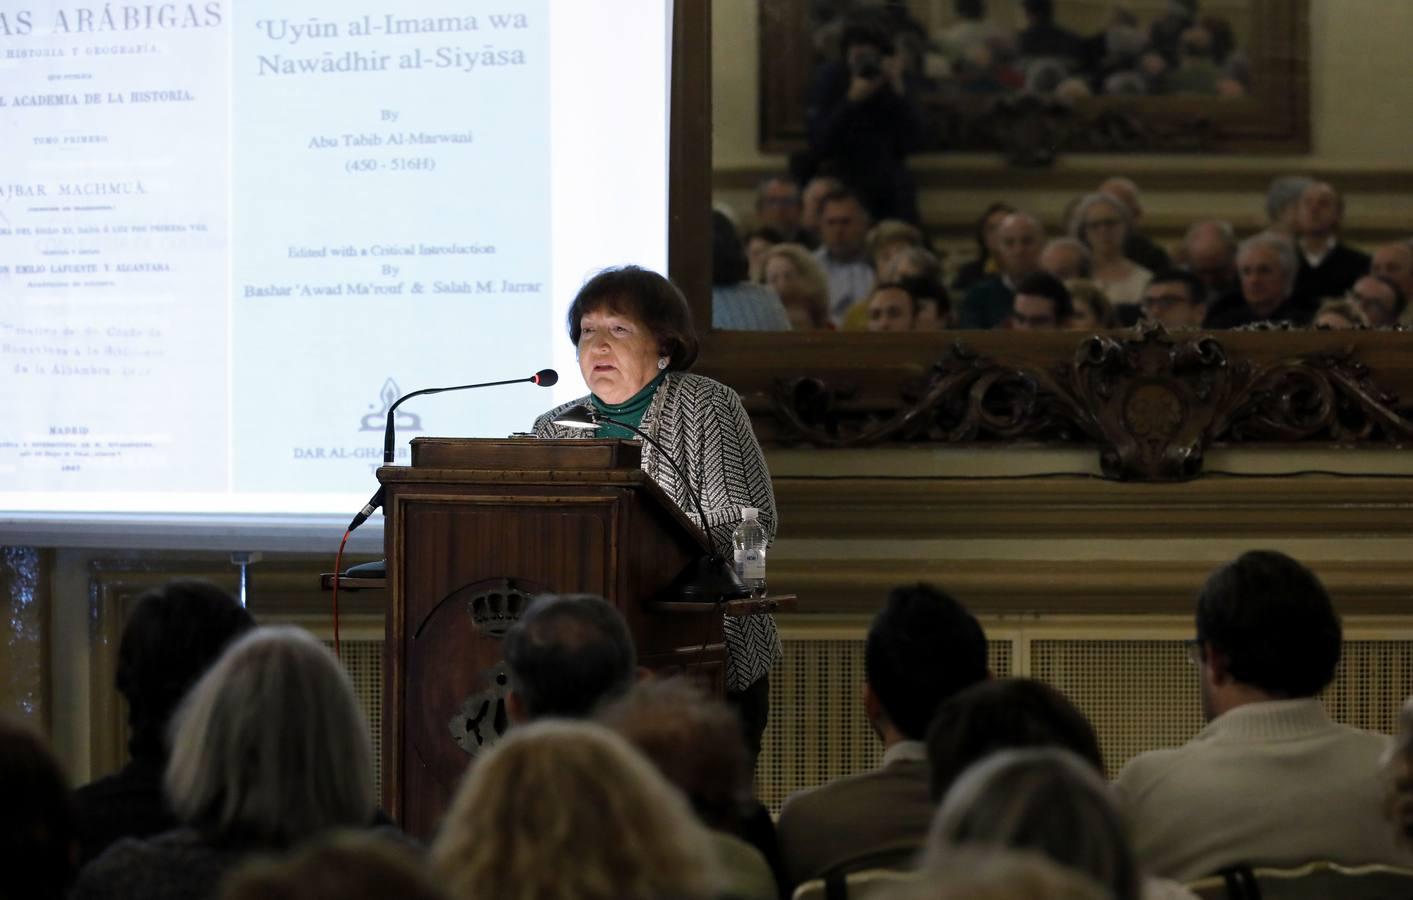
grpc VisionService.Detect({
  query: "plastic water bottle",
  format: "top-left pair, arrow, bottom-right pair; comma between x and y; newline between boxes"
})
732,507 -> 768,596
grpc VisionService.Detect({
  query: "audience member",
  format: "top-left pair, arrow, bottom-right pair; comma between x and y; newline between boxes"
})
1018,0 -> 1083,67
960,212 -> 1045,329
1142,269 -> 1208,329
885,848 -> 1110,900
74,626 -> 379,900
1179,220 -> 1239,303
219,832 -> 448,900
744,226 -> 783,283
1072,192 -> 1151,308
1204,232 -> 1311,327
924,678 -> 1103,803
1293,181 -> 1370,302
800,175 -> 844,242
503,593 -> 636,724
764,243 -> 833,330
1371,240 -> 1413,317
1348,274 -> 1404,328
806,22 -> 921,223
1116,550 -> 1413,881
868,219 -> 926,277
754,176 -> 808,246
927,749 -> 1142,900
1065,279 -> 1117,330
600,678 -> 779,900
431,720 -> 721,900
1011,271 -> 1073,330
0,717 -> 77,900
880,245 -> 943,284
1039,237 -> 1091,282
73,580 -> 254,866
776,584 -> 988,889
712,211 -> 792,331
813,189 -> 877,323
952,202 -> 1015,293
864,282 -> 920,333
1264,174 -> 1314,238
899,273 -> 950,329
1099,177 -> 1173,272
1314,297 -> 1367,330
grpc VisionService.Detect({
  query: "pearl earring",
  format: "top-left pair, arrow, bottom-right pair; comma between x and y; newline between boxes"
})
657,357 -> 668,370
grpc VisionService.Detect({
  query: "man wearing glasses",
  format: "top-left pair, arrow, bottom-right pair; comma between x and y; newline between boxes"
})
1347,274 -> 1404,328
1141,269 -> 1208,329
1115,551 -> 1413,882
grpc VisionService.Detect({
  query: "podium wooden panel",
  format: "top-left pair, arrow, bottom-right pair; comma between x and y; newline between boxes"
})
378,438 -> 725,838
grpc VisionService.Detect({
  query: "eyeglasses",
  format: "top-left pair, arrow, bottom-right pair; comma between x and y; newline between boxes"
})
1183,638 -> 1204,665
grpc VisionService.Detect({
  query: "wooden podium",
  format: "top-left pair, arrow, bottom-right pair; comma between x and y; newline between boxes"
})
377,437 -> 726,837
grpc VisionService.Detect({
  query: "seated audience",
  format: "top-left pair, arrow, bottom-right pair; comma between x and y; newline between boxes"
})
1204,232 -> 1312,327
868,219 -> 927,278
1066,279 -> 1118,330
1293,181 -> 1370,302
800,175 -> 844,245
1017,0 -> 1083,67
1264,175 -> 1314,238
1071,192 -> 1151,308
776,583 -> 988,890
1010,271 -> 1073,330
926,749 -> 1144,900
887,848 -> 1111,900
74,626 -> 379,900
220,832 -> 447,900
1314,297 -> 1368,330
1372,240 -> 1413,319
711,211 -> 792,331
813,189 -> 877,323
1040,237 -> 1091,282
600,678 -> 780,900
925,678 -> 1104,803
864,282 -> 922,333
960,212 -> 1045,329
1116,550 -> 1413,881
1141,269 -> 1209,329
1,717 -> 77,900
1349,273 -> 1405,328
764,243 -> 834,330
74,580 -> 255,865
744,226 -> 783,283
900,273 -> 950,329
1179,220 -> 1239,303
431,720 -> 721,900
951,201 -> 1015,294
503,593 -> 637,724
1099,177 -> 1172,272
754,176 -> 809,246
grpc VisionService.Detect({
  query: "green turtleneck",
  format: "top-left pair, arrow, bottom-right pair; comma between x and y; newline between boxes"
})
591,370 -> 667,439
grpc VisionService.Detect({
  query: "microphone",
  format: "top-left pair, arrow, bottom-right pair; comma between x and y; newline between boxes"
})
551,404 -> 750,601
345,368 -> 557,536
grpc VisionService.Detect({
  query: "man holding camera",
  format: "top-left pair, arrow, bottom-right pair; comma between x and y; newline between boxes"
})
805,22 -> 922,225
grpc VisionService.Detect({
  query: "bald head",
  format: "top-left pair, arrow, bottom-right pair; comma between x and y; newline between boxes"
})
1372,241 -> 1413,308
1098,177 -> 1141,222
996,213 -> 1045,280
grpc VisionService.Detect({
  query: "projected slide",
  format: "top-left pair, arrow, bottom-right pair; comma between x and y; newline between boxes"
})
0,0 -> 667,530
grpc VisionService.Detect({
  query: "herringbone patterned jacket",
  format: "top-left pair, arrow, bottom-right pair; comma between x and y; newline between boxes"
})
534,372 -> 781,691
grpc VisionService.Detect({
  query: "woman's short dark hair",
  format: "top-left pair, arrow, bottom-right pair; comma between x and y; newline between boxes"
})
926,679 -> 1104,802
116,580 -> 255,759
711,211 -> 749,286
566,267 -> 699,371
1196,550 -> 1341,698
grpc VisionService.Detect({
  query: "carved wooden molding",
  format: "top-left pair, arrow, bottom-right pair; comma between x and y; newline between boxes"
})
770,323 -> 1413,481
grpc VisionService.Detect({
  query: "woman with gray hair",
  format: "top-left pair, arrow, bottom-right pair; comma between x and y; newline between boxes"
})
73,626 -> 379,900
1070,192 -> 1152,308
927,748 -> 1196,900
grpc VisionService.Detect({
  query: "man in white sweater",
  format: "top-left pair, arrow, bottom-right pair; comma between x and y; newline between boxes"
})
1116,551 -> 1413,882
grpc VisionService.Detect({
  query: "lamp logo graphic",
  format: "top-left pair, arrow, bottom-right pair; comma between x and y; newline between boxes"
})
360,378 -> 422,432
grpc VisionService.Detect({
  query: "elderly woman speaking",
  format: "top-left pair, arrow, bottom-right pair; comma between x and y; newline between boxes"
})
534,266 -> 779,752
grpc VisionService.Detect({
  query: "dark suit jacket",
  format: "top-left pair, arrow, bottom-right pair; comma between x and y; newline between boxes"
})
73,757 -> 176,867
1294,242 -> 1370,303
775,753 -> 932,891
1204,289 -> 1317,329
